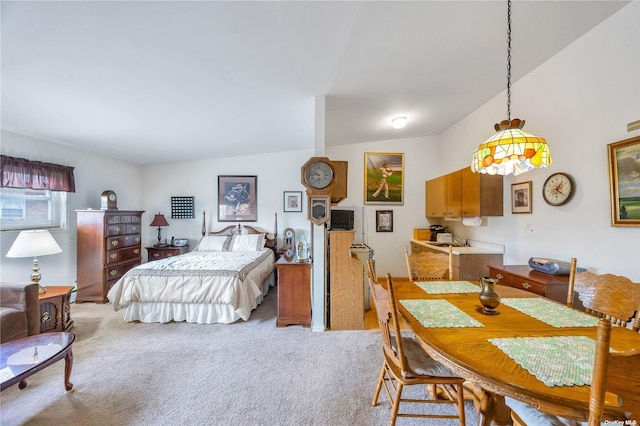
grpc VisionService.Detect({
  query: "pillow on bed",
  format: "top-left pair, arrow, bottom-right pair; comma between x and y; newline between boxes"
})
229,234 -> 265,251
196,235 -> 232,252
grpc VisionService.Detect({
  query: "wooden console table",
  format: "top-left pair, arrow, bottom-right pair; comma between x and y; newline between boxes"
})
488,265 -> 571,305
39,286 -> 74,333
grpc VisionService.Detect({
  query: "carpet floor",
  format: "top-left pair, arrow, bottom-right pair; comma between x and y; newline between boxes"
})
1,289 -> 478,425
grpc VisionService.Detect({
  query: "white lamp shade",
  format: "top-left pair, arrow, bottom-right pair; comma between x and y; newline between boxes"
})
6,230 -> 63,258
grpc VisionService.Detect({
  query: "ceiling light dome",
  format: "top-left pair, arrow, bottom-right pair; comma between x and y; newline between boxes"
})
391,116 -> 407,129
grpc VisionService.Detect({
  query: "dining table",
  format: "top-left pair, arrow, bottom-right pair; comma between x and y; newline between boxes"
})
393,279 -> 640,426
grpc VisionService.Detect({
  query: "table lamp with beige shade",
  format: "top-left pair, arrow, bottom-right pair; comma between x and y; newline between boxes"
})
6,229 -> 63,294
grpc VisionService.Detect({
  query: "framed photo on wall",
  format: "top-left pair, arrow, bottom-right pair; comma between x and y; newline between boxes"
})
283,191 -> 303,213
511,181 -> 532,214
364,152 -> 404,205
376,210 -> 393,232
218,175 -> 257,222
608,135 -> 640,226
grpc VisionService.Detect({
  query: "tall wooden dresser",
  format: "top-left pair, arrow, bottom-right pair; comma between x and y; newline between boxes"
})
76,210 -> 144,303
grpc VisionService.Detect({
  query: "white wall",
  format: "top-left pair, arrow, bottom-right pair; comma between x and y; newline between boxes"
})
140,150 -> 314,256
0,130 -> 143,285
439,2 -> 640,280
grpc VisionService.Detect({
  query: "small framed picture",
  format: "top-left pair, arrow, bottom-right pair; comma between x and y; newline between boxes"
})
511,181 -> 532,214
376,210 -> 393,232
283,191 -> 303,213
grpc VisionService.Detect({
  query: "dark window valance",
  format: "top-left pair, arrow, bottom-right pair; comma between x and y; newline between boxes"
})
1,155 -> 76,192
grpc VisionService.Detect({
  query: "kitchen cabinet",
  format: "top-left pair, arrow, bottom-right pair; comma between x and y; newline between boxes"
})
487,265 -> 575,305
460,167 -> 503,217
76,210 -> 144,303
425,167 -> 503,218
411,241 -> 503,281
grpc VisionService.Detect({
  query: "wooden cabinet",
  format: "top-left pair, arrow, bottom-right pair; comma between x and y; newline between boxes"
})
39,286 -> 74,332
146,245 -> 189,261
330,160 -> 348,204
426,167 -> 503,218
412,242 -> 503,281
328,230 -> 364,330
276,257 -> 311,327
488,265 -> 572,305
460,167 -> 503,217
76,210 -> 144,303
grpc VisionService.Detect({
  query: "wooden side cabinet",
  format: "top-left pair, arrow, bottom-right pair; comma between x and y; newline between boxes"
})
276,257 -> 311,327
146,245 -> 189,261
488,265 -> 572,305
39,286 -> 74,333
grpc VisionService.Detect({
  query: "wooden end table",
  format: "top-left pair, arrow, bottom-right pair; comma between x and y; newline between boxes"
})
39,286 -> 74,333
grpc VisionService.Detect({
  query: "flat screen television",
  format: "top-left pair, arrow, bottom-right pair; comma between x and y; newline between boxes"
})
330,209 -> 354,230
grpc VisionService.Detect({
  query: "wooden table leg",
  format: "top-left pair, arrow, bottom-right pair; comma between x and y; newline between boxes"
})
64,347 -> 73,391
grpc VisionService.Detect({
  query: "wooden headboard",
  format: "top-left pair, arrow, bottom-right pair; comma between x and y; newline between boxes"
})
202,211 -> 278,254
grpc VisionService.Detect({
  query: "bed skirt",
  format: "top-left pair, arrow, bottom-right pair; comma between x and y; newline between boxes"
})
120,271 -> 276,324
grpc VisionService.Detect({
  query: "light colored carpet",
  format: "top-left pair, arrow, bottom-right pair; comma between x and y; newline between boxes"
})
1,290 -> 478,425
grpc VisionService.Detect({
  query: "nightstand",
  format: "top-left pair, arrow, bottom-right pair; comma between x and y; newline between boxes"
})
146,245 -> 189,261
276,256 -> 311,327
39,286 -> 74,333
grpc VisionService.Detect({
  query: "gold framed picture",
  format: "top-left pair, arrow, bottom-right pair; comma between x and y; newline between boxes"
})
364,152 -> 404,205
608,135 -> 640,226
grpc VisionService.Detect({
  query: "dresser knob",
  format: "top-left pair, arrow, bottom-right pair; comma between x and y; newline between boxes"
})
521,282 -> 532,289
110,270 -> 117,276
153,253 -> 160,258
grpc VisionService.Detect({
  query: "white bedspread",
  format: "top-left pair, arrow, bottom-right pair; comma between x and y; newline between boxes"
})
107,249 -> 275,321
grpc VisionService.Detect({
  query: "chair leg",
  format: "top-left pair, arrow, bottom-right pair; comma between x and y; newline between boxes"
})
456,383 -> 466,426
372,361 -> 386,406
390,383 -> 404,426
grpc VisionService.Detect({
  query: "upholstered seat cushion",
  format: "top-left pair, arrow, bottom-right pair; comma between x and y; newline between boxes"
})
505,396 -> 592,426
0,306 -> 29,343
401,336 -> 459,378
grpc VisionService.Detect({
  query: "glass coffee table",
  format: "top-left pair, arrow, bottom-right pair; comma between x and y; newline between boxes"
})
0,332 -> 75,391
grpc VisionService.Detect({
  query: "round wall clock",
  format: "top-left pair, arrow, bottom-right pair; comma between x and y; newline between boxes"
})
542,173 -> 575,206
301,157 -> 335,193
100,190 -> 118,210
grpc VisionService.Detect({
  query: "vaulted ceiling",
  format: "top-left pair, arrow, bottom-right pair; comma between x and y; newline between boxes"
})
1,1 -> 629,165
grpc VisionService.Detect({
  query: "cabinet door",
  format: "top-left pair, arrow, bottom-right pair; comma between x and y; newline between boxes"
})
445,170 -> 462,217
461,167 -> 482,217
425,177 -> 446,217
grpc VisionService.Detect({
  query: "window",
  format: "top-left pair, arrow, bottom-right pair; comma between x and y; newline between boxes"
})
0,187 -> 67,231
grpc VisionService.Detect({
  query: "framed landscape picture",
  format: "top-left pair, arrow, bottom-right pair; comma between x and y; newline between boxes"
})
364,152 -> 404,205
218,175 -> 257,222
608,135 -> 640,226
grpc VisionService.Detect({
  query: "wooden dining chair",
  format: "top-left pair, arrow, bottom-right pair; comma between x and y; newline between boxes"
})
507,318 -> 640,426
404,246 -> 453,282
369,273 -> 466,426
566,258 -> 640,331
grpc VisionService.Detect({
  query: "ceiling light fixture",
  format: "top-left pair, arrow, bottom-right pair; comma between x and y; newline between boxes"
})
471,0 -> 551,176
391,116 -> 407,129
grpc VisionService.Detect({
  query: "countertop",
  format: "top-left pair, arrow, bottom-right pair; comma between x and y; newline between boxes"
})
411,239 -> 504,255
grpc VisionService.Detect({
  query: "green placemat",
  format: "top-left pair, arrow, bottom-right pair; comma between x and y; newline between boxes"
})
400,299 -> 483,328
501,298 -> 599,328
489,336 -> 596,387
416,281 -> 480,294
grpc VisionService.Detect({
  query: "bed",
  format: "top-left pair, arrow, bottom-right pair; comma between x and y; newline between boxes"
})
107,224 -> 277,324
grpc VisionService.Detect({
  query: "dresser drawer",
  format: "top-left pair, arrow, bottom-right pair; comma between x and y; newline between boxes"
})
106,246 -> 142,265
107,234 -> 142,249
512,276 -> 545,296
104,260 -> 139,282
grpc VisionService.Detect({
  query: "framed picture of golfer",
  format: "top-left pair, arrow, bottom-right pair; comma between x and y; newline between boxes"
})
364,153 -> 404,205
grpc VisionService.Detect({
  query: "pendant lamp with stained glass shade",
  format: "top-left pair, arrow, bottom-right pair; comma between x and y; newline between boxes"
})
471,0 -> 551,175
